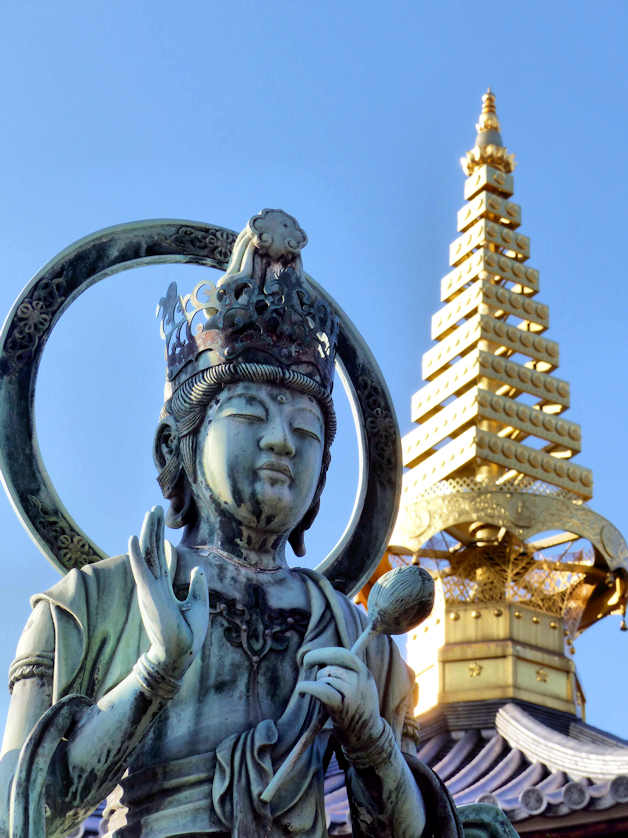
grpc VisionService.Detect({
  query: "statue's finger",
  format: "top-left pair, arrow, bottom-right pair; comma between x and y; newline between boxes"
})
297,681 -> 343,713
147,506 -> 166,577
303,647 -> 365,674
319,675 -> 347,700
141,507 -> 164,579
186,566 -> 208,605
152,506 -> 167,575
128,534 -> 154,589
183,568 -> 209,647
164,540 -> 178,582
139,509 -> 153,554
317,666 -> 353,686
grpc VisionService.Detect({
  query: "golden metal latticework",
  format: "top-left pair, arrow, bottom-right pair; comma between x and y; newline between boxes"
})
358,91 -> 628,717
416,532 -> 596,640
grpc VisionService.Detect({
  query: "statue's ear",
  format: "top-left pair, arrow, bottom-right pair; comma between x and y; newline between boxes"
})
289,448 -> 331,558
153,419 -> 194,529
288,526 -> 306,558
289,497 -> 321,558
153,418 -> 179,471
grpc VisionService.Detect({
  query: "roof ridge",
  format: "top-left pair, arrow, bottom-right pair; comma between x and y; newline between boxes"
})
496,703 -> 628,781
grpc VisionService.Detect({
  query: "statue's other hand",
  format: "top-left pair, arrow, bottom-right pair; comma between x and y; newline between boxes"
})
129,506 -> 209,680
297,647 -> 382,753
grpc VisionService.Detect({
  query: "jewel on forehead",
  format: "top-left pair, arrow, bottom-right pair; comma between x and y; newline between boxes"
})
157,209 -> 339,404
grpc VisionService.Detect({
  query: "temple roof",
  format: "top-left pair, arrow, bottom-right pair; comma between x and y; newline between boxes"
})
419,703 -> 628,820
322,701 -> 628,834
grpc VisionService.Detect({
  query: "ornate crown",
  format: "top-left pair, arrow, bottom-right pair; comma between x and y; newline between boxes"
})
158,209 -> 339,400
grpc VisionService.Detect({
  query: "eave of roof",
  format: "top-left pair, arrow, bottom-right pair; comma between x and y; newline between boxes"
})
323,699 -> 628,832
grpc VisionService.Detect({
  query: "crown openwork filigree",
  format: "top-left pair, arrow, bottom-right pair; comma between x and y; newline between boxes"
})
158,209 -> 339,395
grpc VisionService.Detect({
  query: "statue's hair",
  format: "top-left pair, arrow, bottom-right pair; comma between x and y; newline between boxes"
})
154,362 -> 336,556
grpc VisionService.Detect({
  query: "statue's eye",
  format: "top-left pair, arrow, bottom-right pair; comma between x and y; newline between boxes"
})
222,409 -> 266,422
293,425 -> 322,442
218,397 -> 267,423
290,408 -> 323,443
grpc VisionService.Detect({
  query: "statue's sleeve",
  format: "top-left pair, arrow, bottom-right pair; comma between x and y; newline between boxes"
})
31,555 -> 144,701
7,605 -> 54,697
0,580 -> 89,838
30,568 -> 90,701
1,556 -> 145,837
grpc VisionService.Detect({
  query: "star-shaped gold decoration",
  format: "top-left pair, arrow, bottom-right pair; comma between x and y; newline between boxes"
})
468,661 -> 483,678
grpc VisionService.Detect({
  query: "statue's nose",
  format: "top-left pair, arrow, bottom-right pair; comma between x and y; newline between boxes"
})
259,418 -> 296,457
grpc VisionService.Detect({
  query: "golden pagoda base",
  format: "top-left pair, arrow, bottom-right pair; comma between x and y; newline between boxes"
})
408,602 -> 584,718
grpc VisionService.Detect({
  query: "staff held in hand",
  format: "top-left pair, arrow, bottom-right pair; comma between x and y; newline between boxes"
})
261,564 -> 435,803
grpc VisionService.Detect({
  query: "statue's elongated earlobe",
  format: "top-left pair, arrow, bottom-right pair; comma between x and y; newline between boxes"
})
154,420 -> 181,493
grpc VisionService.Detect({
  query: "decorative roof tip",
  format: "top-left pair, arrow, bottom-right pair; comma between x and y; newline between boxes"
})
461,88 -> 516,176
476,88 -> 501,138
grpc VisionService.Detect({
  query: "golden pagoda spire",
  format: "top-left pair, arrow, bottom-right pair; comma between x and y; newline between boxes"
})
400,90 -> 589,501
359,92 -> 628,719
462,89 -> 515,175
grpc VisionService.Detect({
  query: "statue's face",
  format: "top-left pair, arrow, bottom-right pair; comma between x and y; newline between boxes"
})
194,381 -> 325,535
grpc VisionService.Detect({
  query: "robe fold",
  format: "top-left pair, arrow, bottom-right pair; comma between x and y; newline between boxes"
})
9,554 -> 467,837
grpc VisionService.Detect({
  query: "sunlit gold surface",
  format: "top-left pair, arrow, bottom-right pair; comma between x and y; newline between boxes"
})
408,600 -> 580,716
461,89 -> 516,175
360,91 -> 628,716
401,90 -> 599,508
442,248 -> 539,301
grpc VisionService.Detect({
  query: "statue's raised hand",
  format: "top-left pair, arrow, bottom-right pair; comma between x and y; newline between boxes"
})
129,506 -> 209,680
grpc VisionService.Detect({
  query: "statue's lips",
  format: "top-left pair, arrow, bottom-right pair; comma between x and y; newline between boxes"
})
256,461 -> 294,482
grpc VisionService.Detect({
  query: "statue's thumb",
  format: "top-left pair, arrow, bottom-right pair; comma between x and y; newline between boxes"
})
187,566 -> 208,605
185,567 -> 209,648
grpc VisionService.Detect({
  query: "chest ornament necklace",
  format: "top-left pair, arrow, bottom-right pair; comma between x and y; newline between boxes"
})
176,547 -> 309,665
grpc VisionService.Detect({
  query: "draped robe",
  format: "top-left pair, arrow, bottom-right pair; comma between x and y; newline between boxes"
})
8,554 -> 469,838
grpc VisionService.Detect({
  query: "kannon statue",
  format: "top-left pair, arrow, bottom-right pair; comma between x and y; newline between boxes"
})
0,210 -> 516,837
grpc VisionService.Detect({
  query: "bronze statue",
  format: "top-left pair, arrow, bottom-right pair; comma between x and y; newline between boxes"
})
0,210 -> 516,837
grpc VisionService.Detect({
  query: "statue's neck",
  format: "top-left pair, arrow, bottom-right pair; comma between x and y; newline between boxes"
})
180,510 -> 289,572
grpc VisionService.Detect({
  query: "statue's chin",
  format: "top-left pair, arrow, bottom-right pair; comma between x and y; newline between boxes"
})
247,476 -> 309,529
211,492 -> 302,538
195,473 -> 312,540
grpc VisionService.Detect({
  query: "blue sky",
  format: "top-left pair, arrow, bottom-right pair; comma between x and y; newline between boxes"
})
1,0 -> 628,737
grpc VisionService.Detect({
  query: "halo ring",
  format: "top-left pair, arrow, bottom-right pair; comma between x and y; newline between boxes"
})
0,219 -> 401,596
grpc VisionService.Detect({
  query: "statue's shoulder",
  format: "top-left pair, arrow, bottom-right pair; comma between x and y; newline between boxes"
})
78,552 -> 132,581
32,554 -> 143,699
37,553 -> 134,609
331,583 -> 369,628
292,566 -> 369,636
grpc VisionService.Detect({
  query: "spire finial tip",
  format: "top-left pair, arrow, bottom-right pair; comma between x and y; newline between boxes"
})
481,88 -> 497,116
461,88 -> 515,174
